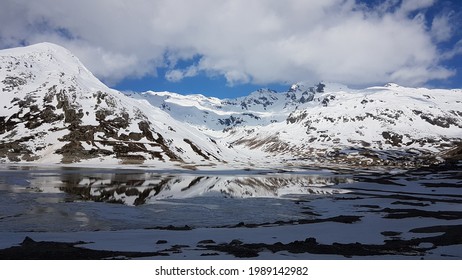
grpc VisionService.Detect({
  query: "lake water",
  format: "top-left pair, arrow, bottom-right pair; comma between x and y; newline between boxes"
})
0,164 -> 461,259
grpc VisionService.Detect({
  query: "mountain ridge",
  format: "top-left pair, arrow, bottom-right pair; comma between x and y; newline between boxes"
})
1,43 -> 461,169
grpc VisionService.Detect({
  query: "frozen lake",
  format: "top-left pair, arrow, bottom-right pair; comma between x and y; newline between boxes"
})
0,164 -> 461,259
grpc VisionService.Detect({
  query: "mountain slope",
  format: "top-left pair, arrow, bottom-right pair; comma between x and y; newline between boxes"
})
135,84 -> 462,167
228,83 -> 462,167
0,43 -> 231,167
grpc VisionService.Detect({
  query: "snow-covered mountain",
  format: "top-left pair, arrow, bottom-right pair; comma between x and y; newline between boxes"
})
130,82 -> 325,131
0,43 -> 236,168
1,43 -> 461,169
226,83 -> 462,167
132,84 -> 462,167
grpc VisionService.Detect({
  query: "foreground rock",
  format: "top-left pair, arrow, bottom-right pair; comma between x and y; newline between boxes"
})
0,237 -> 163,260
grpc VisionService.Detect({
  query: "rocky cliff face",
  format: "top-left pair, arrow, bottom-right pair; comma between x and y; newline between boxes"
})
1,43 -> 461,169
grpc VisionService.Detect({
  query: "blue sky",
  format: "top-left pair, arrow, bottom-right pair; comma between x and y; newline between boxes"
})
1,0 -> 462,98
115,66 -> 290,98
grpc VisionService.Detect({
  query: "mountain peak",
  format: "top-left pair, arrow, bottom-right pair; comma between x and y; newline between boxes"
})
0,42 -> 107,92
384,82 -> 401,88
23,42 -> 70,51
0,42 -> 73,57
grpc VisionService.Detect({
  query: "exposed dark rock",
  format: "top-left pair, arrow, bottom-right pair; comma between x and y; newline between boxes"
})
198,240 -> 216,244
226,215 -> 362,228
2,76 -> 27,91
0,237 -> 163,260
442,142 -> 462,161
316,82 -> 325,93
138,121 -> 155,141
184,138 -> 210,160
144,225 -> 193,231
201,223 -> 461,258
218,115 -> 243,127
417,113 -> 461,128
381,231 -> 402,237
200,236 -> 426,258
382,131 -> 403,147
379,208 -> 462,220
286,111 -> 308,124
0,136 -> 37,162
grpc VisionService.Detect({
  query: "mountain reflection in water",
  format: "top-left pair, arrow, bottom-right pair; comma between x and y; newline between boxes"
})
7,169 -> 353,206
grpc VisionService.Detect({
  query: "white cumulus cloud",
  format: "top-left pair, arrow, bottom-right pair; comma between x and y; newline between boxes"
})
0,0 -> 459,88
